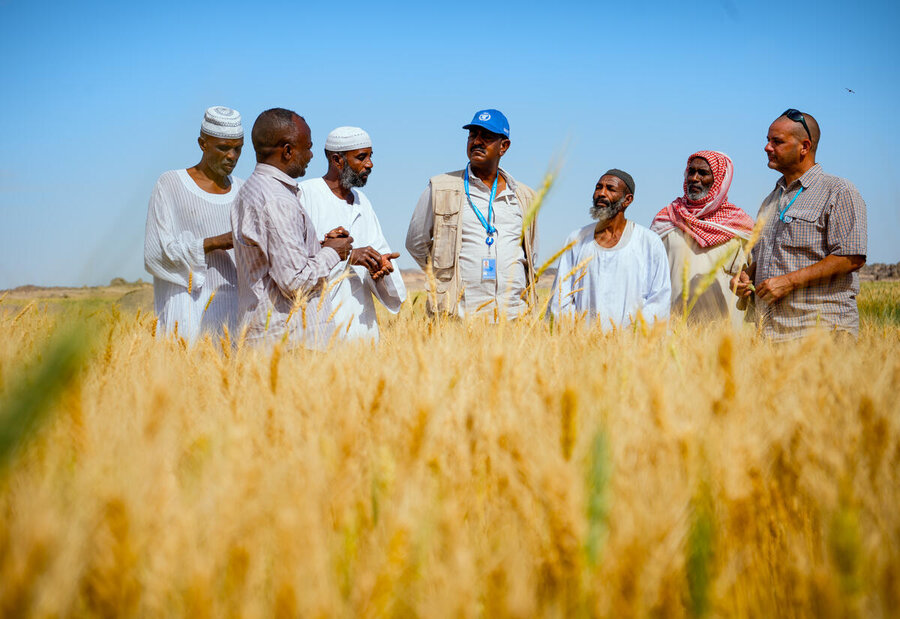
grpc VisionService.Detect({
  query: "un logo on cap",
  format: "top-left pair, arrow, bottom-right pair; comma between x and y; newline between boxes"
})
478,112 -> 491,121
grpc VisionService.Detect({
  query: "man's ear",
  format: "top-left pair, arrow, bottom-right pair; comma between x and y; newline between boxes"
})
499,138 -> 511,157
330,152 -> 345,169
197,135 -> 207,152
623,193 -> 634,209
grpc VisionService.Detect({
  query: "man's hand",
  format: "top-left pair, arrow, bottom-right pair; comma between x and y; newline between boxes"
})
755,274 -> 795,304
349,246 -> 383,276
323,227 -> 350,240
730,269 -> 754,298
203,232 -> 233,253
322,235 -> 353,261
371,252 -> 401,281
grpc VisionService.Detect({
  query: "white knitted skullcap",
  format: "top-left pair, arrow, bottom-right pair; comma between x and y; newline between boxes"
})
201,106 -> 243,139
324,126 -> 372,152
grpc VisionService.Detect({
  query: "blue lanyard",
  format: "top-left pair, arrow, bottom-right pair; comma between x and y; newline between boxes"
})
464,163 -> 499,246
778,186 -> 804,223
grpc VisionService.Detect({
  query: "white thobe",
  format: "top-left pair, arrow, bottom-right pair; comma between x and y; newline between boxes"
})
144,169 -> 243,342
548,221 -> 671,328
299,178 -> 407,342
660,229 -> 747,328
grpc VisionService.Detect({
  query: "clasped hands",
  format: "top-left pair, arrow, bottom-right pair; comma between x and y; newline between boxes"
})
321,227 -> 399,281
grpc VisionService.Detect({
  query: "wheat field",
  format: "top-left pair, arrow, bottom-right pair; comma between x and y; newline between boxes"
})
1,283 -> 899,618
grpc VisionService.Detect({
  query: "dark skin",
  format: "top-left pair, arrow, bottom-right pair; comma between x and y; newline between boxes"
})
323,148 -> 399,280
259,116 -> 352,260
467,127 -> 510,192
685,157 -> 714,201
731,114 -> 864,303
186,133 -> 243,253
592,175 -> 633,248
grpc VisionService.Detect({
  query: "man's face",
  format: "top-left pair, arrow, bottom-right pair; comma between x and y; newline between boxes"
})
286,117 -> 314,178
337,147 -> 373,189
591,175 -> 632,222
765,117 -> 806,173
467,127 -> 510,168
685,157 -> 714,201
199,134 -> 243,177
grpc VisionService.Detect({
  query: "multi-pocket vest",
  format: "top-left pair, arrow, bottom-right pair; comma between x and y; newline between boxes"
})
427,169 -> 537,316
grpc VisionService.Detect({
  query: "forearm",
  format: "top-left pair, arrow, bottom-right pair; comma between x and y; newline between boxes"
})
785,254 -> 865,289
273,247 -> 341,297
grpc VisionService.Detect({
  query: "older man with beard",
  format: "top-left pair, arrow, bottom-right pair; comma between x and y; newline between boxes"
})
651,151 -> 755,326
548,169 -> 671,328
300,126 -> 406,341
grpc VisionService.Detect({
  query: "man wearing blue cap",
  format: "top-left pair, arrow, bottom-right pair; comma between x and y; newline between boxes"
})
406,109 -> 538,319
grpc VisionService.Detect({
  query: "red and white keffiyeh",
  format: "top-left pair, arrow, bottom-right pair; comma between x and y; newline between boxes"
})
650,150 -> 754,247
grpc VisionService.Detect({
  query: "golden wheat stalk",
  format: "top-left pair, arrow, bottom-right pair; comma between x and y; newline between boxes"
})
187,270 -> 193,295
202,286 -> 220,318
685,239 -> 741,316
317,269 -> 351,312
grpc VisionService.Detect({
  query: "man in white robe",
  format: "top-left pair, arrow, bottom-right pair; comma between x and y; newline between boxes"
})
144,106 -> 244,342
300,127 -> 406,341
650,150 -> 755,327
548,169 -> 671,328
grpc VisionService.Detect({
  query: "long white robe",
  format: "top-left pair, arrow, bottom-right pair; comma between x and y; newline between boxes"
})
660,229 -> 747,328
300,178 -> 407,342
548,221 -> 671,328
144,169 -> 242,342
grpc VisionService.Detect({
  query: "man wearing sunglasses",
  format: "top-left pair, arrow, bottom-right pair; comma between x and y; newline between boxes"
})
406,109 -> 538,320
731,109 -> 867,340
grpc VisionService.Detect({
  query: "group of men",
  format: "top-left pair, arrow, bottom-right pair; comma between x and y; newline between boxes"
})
144,105 -> 867,347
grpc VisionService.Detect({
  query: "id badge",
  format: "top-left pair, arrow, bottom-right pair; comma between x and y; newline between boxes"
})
481,258 -> 497,281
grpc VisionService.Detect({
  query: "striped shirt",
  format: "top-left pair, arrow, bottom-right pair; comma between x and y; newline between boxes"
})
750,163 -> 867,340
231,163 -> 340,349
144,169 -> 243,342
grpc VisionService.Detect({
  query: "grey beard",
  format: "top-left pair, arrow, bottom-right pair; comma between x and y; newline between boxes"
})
339,162 -> 368,189
687,186 -> 710,201
590,196 -> 626,222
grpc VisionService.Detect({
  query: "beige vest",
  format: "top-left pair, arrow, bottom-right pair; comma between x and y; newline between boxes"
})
427,169 -> 537,316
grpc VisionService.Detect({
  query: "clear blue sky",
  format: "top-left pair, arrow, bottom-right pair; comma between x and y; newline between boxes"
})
1,0 -> 898,288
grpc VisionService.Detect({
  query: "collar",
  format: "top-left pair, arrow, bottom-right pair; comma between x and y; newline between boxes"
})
254,162 -> 299,193
776,162 -> 822,192
467,166 -> 516,195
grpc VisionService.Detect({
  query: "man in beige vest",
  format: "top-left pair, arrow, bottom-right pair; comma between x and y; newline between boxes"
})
405,109 -> 537,319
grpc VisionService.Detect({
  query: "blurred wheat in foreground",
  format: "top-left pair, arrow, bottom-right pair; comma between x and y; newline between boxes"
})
1,287 -> 899,618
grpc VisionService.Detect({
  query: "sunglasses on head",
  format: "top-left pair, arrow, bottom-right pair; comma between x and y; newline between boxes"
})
782,109 -> 811,140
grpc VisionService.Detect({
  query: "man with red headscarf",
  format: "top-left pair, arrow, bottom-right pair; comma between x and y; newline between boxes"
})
651,151 -> 755,325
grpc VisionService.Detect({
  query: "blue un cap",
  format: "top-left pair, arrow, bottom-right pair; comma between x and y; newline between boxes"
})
463,109 -> 510,138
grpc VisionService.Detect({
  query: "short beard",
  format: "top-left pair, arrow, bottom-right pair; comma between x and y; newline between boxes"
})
687,186 -> 710,201
590,196 -> 626,223
339,158 -> 368,189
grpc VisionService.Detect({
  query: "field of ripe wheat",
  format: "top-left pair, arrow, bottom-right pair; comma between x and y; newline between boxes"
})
1,283 -> 899,618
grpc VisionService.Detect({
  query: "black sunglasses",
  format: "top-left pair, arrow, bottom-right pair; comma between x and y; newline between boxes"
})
782,108 -> 811,140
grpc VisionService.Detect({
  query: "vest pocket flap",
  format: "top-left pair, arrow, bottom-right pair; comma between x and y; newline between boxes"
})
434,191 -> 462,215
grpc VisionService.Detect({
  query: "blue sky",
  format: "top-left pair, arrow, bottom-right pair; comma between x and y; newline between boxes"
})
1,0 -> 898,288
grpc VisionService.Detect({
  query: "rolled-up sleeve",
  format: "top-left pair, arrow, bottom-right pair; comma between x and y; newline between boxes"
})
405,184 -> 434,270
827,182 -> 867,258
265,196 -> 340,298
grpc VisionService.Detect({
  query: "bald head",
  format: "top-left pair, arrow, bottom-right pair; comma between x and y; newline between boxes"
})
778,110 -> 820,153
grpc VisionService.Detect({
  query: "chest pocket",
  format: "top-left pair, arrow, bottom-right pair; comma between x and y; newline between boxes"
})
433,191 -> 462,270
778,200 -> 826,253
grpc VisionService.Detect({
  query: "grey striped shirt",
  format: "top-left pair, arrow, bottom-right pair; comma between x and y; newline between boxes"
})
231,163 -> 340,349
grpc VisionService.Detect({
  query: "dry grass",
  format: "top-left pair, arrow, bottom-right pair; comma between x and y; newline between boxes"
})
1,288 -> 899,617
